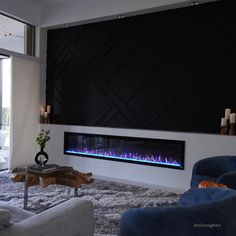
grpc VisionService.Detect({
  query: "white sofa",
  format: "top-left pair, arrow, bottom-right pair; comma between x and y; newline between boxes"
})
0,198 -> 94,236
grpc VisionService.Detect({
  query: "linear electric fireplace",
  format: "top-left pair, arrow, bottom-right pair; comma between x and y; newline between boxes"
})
64,132 -> 185,170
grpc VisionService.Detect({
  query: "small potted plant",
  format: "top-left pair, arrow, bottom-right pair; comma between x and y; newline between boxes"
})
36,129 -> 50,151
35,129 -> 50,166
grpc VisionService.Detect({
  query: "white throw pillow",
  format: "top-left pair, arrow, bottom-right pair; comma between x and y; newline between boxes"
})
0,208 -> 11,229
0,201 -> 35,223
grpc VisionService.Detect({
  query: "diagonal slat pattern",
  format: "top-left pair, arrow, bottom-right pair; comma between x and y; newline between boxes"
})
46,1 -> 236,134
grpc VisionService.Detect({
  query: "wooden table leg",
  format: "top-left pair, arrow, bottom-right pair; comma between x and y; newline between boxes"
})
74,188 -> 78,197
24,184 -> 28,209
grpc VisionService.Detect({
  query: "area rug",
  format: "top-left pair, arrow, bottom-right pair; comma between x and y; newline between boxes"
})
0,171 -> 180,235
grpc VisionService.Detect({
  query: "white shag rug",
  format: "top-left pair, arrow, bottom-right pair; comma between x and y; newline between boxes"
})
0,171 -> 180,235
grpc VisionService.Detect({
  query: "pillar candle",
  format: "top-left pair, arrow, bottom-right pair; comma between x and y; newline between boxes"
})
221,118 -> 227,126
225,108 -> 231,120
40,107 -> 44,116
47,105 -> 51,114
230,113 -> 235,124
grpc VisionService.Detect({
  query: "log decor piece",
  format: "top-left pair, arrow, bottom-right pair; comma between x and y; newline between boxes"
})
11,166 -> 94,208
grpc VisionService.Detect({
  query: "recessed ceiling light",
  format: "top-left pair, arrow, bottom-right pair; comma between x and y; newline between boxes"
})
189,1 -> 199,6
61,24 -> 69,28
117,15 -> 125,19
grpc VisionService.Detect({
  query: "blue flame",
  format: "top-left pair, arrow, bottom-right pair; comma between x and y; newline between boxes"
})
65,148 -> 182,168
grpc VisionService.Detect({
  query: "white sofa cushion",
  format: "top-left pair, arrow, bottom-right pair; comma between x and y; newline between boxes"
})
0,201 -> 34,223
0,208 -> 11,229
0,198 -> 94,236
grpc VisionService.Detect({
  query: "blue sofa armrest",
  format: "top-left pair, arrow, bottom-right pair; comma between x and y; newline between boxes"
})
191,156 -> 236,188
192,156 -> 236,177
217,170 -> 236,189
119,195 -> 236,236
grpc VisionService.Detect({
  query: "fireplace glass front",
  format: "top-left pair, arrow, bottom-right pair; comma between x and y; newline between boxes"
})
64,132 -> 185,170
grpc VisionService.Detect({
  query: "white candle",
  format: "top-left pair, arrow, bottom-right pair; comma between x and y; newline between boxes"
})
230,113 -> 235,124
40,107 -> 44,116
221,118 -> 227,126
225,108 -> 231,119
47,105 -> 51,114
44,112 -> 48,118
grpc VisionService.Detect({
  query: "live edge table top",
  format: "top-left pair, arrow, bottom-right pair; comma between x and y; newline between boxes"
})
11,166 -> 94,188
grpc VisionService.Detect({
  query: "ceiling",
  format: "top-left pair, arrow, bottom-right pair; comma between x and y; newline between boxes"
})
1,0 -> 181,38
26,0 -> 218,9
28,0 -> 219,27
26,0 -> 69,6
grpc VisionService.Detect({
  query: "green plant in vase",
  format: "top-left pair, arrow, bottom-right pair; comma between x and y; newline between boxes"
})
36,129 -> 50,151
35,129 -> 50,166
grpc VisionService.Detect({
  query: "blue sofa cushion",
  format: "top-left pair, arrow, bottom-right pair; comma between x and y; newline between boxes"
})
119,198 -> 235,236
119,192 -> 236,236
0,208 -> 11,229
179,187 -> 236,206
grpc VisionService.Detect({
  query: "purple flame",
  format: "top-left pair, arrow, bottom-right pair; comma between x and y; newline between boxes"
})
65,147 -> 182,167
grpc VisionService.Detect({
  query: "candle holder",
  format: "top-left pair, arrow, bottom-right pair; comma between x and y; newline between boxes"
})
40,115 -> 44,123
220,117 -> 228,135
225,108 -> 231,134
220,125 -> 228,135
229,123 -> 235,135
40,106 -> 45,123
226,119 -> 230,134
39,105 -> 52,124
47,113 -> 51,124
44,116 -> 49,124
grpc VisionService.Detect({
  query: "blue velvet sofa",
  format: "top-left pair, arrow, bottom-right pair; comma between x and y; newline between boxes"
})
119,187 -> 236,236
191,155 -> 236,189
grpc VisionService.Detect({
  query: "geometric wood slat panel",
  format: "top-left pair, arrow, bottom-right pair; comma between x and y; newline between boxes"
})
46,0 -> 236,134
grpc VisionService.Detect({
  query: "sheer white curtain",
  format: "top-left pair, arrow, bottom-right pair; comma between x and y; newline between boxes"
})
9,56 -> 40,168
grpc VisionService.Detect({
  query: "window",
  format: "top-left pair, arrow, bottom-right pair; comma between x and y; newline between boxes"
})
0,56 -> 11,170
0,14 -> 35,56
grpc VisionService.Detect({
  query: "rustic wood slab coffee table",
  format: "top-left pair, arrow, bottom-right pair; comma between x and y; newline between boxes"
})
11,166 -> 94,209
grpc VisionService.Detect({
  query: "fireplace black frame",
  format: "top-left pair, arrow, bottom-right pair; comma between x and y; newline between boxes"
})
64,132 -> 185,170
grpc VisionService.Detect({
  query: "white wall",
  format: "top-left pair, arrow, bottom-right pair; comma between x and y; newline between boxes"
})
0,38 -> 24,55
41,124 -> 236,192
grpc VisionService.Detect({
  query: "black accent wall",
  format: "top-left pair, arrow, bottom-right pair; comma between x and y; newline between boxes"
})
46,0 -> 236,134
